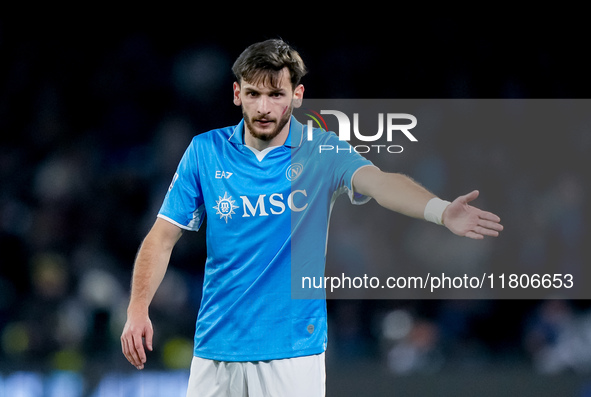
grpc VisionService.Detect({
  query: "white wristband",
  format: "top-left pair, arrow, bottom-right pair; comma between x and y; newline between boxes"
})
424,198 -> 451,225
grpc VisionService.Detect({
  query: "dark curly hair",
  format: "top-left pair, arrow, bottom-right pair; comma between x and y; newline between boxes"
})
232,39 -> 307,90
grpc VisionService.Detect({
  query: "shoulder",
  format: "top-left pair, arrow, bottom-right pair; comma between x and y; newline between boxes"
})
299,125 -> 342,148
183,125 -> 239,157
178,124 -> 238,165
290,116 -> 339,148
192,125 -> 237,145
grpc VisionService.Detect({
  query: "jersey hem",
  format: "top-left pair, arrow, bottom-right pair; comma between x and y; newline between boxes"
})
192,346 -> 326,362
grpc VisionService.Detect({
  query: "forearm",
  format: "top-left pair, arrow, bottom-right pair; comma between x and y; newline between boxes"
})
128,240 -> 170,311
375,173 -> 435,218
354,168 -> 436,219
128,219 -> 182,312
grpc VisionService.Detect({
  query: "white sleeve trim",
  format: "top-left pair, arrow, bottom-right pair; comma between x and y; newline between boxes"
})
157,214 -> 199,231
348,164 -> 380,205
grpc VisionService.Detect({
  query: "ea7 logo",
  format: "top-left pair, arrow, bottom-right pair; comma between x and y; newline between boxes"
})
215,171 -> 233,179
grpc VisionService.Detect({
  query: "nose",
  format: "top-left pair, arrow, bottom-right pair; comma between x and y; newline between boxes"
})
257,96 -> 270,115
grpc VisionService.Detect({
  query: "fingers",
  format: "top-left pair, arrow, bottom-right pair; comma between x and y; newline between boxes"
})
479,210 -> 501,224
122,334 -> 144,369
479,218 -> 504,232
144,325 -> 154,352
133,333 -> 147,369
460,190 -> 479,204
475,225 -> 500,238
465,231 -> 484,240
478,210 -> 504,234
466,226 -> 497,240
464,214 -> 504,239
122,334 -> 135,367
121,326 -> 150,370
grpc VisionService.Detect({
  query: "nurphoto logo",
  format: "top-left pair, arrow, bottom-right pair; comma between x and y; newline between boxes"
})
304,109 -> 418,154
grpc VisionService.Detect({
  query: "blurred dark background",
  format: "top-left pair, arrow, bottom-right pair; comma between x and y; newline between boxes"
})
0,14 -> 590,396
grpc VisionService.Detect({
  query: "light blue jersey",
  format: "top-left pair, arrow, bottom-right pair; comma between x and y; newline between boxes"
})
158,116 -> 374,361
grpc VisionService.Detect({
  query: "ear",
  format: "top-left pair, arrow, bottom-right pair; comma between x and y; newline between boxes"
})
292,84 -> 305,108
233,81 -> 242,106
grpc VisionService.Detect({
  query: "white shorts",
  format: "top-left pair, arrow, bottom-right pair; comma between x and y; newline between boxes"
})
186,353 -> 326,397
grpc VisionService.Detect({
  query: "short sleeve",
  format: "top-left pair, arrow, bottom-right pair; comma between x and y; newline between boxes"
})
323,131 -> 377,205
157,137 -> 205,231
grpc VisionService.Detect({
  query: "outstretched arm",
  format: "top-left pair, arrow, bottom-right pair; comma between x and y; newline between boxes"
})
352,166 -> 503,239
121,217 -> 183,369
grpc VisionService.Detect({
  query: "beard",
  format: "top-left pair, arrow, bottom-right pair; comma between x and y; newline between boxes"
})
243,104 -> 293,142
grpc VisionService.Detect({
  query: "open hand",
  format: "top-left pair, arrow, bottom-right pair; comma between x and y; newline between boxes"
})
442,190 -> 503,239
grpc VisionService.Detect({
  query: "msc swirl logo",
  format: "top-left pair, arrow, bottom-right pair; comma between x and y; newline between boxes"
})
213,192 -> 239,223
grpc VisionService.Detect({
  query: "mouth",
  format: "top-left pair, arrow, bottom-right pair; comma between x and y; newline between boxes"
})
254,118 -> 275,128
